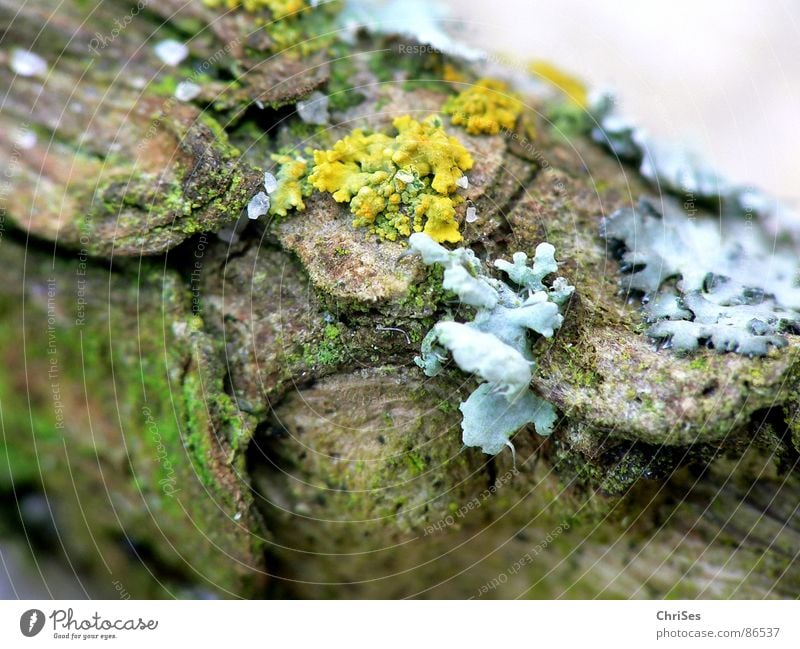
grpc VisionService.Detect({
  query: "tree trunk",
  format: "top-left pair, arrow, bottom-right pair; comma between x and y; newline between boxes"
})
1,0 -> 798,598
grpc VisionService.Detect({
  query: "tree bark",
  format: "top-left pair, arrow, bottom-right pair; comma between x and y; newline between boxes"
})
1,0 -> 798,598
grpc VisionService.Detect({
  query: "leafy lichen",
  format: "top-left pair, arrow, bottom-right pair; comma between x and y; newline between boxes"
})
602,196 -> 800,356
443,78 -> 522,135
409,233 -> 574,455
590,92 -> 800,248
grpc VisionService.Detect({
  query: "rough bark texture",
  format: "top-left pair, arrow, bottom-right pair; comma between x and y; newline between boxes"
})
1,0 -> 798,598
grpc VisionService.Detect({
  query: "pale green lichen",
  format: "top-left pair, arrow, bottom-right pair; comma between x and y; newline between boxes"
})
443,78 -> 522,135
602,196 -> 800,356
308,115 -> 474,242
591,93 -> 800,248
409,233 -> 574,455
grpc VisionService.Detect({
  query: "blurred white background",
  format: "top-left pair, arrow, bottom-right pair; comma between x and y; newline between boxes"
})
443,0 -> 799,202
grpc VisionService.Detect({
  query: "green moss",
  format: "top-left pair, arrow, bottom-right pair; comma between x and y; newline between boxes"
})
368,46 -> 454,95
569,365 -> 601,388
285,119 -> 324,144
782,361 -> 800,454
689,356 -> 708,370
545,100 -> 592,139
148,74 -> 180,97
550,341 -> 602,390
398,265 -> 450,313
367,51 -> 395,84
436,399 -> 458,414
324,324 -> 341,340
387,264 -> 460,344
326,50 -> 367,112
405,452 -> 426,475
0,322 -> 60,488
302,333 -> 348,368
198,112 -> 237,150
551,437 -> 671,497
0,248 -> 265,595
74,109 -> 254,256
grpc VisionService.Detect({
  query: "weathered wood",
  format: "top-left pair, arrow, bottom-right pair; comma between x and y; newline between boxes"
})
1,0 -> 798,598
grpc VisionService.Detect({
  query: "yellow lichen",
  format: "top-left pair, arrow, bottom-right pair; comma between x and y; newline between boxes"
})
203,0 -> 308,19
203,0 -> 340,56
308,115 -> 473,243
443,78 -> 522,135
529,60 -> 588,108
442,63 -> 467,84
268,154 -> 310,217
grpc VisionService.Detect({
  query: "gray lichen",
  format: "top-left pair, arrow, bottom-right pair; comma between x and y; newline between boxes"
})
602,196 -> 800,356
408,232 -> 573,454
591,91 -> 800,244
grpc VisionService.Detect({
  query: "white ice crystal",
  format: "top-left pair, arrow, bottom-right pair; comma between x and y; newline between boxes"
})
10,49 -> 47,77
154,40 -> 189,66
12,129 -> 37,150
174,80 -> 201,102
247,192 -> 270,220
263,172 -> 279,194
